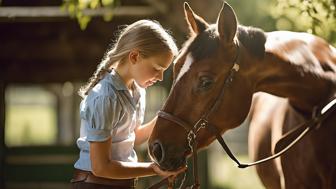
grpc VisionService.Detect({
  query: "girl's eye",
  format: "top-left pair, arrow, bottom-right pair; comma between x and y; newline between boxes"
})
153,66 -> 161,72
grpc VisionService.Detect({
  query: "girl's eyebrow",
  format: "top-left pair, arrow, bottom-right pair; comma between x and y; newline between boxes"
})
155,63 -> 169,70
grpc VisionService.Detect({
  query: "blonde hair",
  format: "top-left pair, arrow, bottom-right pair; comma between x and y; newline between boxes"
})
78,20 -> 178,97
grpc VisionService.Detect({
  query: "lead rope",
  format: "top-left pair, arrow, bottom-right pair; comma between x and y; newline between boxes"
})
191,134 -> 200,189
207,97 -> 336,169
178,172 -> 188,189
147,178 -> 170,189
152,97 -> 336,189
147,169 -> 189,189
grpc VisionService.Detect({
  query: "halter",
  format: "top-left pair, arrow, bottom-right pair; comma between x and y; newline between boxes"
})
148,43 -> 336,189
149,44 -> 240,189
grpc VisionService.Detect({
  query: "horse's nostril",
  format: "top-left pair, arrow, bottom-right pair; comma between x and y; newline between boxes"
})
152,141 -> 164,163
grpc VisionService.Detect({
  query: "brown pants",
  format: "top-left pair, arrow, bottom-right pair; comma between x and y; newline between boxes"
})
71,169 -> 136,189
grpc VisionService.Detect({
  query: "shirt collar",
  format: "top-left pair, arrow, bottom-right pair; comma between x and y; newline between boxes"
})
105,69 -> 142,107
106,69 -> 129,91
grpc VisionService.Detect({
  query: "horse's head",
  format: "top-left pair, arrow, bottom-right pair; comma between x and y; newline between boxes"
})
148,2 -> 265,171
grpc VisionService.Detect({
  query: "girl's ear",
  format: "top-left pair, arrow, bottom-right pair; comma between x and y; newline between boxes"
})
129,50 -> 140,64
184,2 -> 209,35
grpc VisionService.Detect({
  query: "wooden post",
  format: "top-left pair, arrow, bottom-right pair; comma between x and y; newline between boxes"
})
0,79 -> 6,188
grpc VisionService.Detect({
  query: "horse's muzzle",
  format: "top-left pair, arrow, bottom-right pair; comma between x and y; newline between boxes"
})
149,140 -> 187,171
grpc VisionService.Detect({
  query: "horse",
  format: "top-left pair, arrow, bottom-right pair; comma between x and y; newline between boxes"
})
148,2 -> 336,189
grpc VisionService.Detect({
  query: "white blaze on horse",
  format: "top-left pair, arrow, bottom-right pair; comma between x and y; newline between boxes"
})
148,2 -> 336,189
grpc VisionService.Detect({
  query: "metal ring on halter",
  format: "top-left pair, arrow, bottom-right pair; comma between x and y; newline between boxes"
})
187,130 -> 196,152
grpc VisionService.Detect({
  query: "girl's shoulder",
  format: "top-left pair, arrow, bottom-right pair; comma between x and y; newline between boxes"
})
80,88 -> 119,119
82,81 -> 119,108
91,76 -> 119,98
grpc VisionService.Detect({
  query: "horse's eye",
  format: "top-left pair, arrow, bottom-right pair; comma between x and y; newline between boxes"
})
199,77 -> 213,90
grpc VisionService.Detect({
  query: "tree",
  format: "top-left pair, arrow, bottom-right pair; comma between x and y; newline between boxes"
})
62,0 -> 119,29
272,0 -> 336,44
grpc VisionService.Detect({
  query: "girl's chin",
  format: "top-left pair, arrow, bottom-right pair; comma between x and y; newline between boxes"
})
135,80 -> 155,88
143,81 -> 154,88
137,82 -> 151,88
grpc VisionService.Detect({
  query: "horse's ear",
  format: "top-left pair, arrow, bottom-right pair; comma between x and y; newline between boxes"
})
217,2 -> 238,45
184,2 -> 209,35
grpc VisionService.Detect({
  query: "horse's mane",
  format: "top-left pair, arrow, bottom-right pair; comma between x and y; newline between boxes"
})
237,25 -> 266,59
186,24 -> 266,62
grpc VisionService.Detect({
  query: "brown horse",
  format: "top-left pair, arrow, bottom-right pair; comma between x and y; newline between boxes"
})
148,2 -> 336,189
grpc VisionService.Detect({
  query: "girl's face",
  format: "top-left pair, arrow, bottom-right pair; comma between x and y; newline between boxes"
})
131,51 -> 174,88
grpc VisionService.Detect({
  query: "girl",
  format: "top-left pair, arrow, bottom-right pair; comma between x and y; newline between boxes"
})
71,20 -> 185,189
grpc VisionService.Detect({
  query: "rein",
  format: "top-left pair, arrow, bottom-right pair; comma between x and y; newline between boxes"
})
149,43 -> 336,188
153,97 -> 336,189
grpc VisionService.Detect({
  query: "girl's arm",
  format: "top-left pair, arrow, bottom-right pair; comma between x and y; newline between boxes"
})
90,137 -> 154,179
134,116 -> 157,145
90,136 -> 185,179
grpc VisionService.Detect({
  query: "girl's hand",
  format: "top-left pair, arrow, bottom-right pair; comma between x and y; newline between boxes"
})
150,163 -> 187,178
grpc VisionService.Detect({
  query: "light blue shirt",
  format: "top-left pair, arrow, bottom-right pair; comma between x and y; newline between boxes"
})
74,69 -> 146,171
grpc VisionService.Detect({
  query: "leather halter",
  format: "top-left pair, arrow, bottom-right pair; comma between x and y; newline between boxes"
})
148,42 -> 336,189
149,44 -> 240,189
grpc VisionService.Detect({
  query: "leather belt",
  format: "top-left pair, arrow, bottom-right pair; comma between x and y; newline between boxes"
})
71,169 -> 137,188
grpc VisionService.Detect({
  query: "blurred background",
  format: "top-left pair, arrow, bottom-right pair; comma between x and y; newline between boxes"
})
0,0 -> 335,189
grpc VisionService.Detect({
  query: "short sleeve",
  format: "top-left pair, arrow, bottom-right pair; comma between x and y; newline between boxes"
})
85,95 -> 121,142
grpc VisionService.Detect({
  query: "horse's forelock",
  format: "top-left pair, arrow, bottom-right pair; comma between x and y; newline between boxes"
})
173,24 -> 266,84
186,25 -> 267,62
188,26 -> 220,61
173,28 -> 216,82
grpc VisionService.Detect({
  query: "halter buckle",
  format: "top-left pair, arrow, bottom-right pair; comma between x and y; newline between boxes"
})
187,131 -> 196,152
232,63 -> 240,72
195,118 -> 208,132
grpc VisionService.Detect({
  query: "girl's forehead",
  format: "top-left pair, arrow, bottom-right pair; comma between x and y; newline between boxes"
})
156,52 -> 174,64
144,52 -> 172,66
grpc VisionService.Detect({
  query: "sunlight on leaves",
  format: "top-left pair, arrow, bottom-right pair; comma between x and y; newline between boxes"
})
103,10 -> 114,22
272,0 -> 336,44
102,0 -> 114,6
62,0 -> 118,30
90,0 -> 99,9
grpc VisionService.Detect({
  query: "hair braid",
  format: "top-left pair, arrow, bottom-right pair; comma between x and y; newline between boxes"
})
78,50 -> 117,97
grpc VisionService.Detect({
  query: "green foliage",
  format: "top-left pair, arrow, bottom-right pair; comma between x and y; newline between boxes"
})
226,0 -> 278,31
61,0 -> 119,30
272,0 -> 336,44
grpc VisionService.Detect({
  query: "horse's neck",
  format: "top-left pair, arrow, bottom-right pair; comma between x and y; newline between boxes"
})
252,50 -> 336,114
